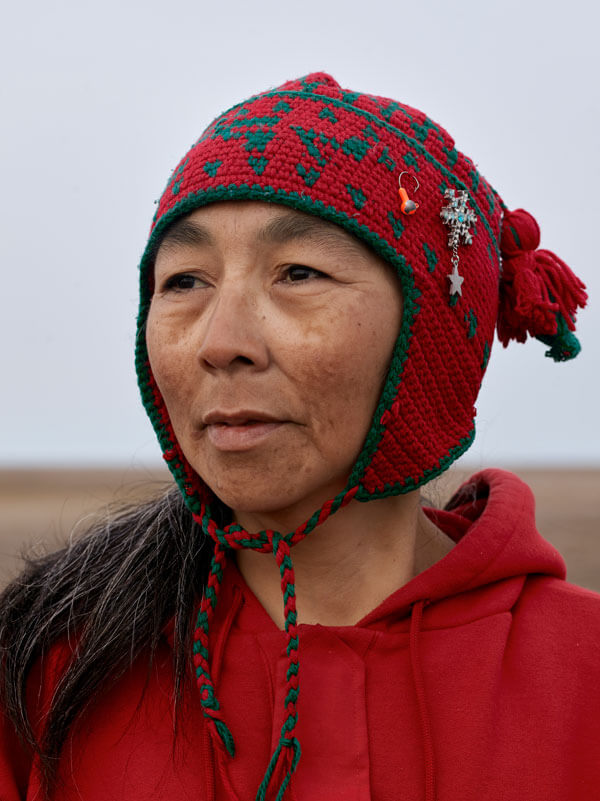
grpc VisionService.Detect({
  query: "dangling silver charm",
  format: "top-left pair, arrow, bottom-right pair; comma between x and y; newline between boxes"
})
440,188 -> 476,297
447,263 -> 464,296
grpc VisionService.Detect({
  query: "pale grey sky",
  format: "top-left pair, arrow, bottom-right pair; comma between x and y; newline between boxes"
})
1,0 -> 598,467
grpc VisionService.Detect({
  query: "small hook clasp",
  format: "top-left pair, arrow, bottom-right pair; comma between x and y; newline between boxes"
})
398,171 -> 420,215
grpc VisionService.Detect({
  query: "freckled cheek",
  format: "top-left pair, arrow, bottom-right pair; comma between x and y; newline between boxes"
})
289,313 -> 393,436
146,316 -> 198,412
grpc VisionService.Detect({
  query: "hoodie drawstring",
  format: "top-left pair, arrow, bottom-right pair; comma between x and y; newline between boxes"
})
410,598 -> 436,801
200,581 -> 244,801
199,589 -> 437,801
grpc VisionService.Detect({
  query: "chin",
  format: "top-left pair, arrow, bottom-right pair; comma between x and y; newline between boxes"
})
203,472 -> 345,529
210,485 -> 306,518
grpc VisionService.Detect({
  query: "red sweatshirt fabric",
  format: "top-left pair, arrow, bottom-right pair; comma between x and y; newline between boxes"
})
2,469 -> 600,800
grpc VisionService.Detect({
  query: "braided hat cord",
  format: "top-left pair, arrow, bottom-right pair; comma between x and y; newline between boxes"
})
192,540 -> 235,756
191,485 -> 358,797
255,533 -> 302,801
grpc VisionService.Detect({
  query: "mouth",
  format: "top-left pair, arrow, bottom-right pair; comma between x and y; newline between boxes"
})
202,410 -> 284,427
202,410 -> 288,451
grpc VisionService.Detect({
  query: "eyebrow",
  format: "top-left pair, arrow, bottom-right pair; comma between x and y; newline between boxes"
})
257,212 -> 366,256
156,210 -> 367,258
157,218 -> 215,251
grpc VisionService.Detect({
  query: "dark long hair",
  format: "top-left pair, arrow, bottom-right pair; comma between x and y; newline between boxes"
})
0,484 -> 215,787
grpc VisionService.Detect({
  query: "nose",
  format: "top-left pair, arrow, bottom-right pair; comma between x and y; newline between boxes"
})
196,283 -> 270,372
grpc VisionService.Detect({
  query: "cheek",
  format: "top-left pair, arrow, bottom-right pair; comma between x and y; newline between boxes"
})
290,297 -> 399,443
145,309 -> 196,416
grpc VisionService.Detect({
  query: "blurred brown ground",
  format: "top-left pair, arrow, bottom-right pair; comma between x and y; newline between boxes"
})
0,466 -> 598,592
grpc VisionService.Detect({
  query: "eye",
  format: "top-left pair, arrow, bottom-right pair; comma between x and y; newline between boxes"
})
163,273 -> 208,291
282,265 -> 327,283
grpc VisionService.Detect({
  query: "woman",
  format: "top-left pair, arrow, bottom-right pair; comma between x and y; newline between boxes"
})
1,73 -> 597,800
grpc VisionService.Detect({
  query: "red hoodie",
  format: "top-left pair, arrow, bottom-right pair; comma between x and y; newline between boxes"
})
2,469 -> 600,800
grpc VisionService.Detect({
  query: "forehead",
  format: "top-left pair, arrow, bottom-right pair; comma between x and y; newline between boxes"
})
155,200 -> 377,262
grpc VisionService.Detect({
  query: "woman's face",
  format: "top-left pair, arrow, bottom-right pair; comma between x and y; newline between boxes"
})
146,201 -> 402,521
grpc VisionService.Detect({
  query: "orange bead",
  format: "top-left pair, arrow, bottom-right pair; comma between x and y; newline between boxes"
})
399,187 -> 418,215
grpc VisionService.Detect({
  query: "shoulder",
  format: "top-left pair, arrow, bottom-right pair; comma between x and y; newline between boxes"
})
519,574 -> 600,617
512,576 -> 600,663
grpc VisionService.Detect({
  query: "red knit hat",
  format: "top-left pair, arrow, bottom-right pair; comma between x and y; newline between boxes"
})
135,72 -> 587,799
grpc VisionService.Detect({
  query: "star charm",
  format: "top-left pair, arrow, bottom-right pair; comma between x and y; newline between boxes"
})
440,189 -> 475,297
447,266 -> 464,296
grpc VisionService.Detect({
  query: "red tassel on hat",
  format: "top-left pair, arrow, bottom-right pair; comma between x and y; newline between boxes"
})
498,209 -> 587,361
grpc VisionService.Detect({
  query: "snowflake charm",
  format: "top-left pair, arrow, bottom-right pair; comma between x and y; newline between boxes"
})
440,189 -> 477,297
440,189 -> 477,246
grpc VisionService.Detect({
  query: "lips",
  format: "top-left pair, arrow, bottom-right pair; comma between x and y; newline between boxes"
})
202,410 -> 288,451
202,410 -> 284,427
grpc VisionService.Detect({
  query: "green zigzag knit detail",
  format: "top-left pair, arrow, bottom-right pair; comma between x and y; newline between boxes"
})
203,160 -> 222,177
363,124 -> 380,142
347,283 -> 419,491
135,343 -> 204,514
274,88 -> 499,255
318,106 -> 337,122
482,341 -> 491,371
422,242 -> 438,273
274,100 -> 292,114
465,309 -> 478,339
136,184 -> 419,508
387,211 -> 404,239
169,158 -> 189,195
345,183 -> 367,209
403,152 -> 420,171
354,426 -> 476,501
411,116 -> 438,143
138,181 -> 473,500
201,89 -> 501,260
342,135 -> 372,161
378,146 -> 396,172
442,145 -> 458,168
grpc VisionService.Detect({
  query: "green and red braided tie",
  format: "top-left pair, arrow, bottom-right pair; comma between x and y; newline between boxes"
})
192,484 -> 358,799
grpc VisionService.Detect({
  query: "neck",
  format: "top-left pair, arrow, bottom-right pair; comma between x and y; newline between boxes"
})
234,491 -> 454,628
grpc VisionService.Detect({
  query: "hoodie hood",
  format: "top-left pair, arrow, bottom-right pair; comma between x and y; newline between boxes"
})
192,469 -> 566,635
165,469 -> 567,801
362,467 -> 565,622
